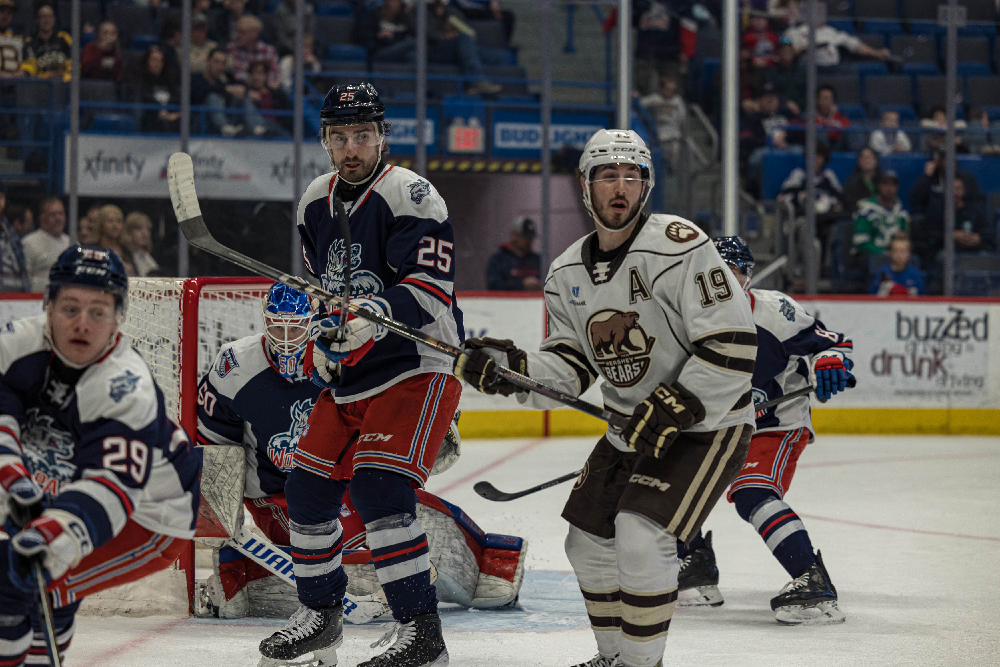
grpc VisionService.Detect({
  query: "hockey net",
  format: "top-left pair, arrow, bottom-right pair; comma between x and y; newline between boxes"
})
79,276 -> 271,616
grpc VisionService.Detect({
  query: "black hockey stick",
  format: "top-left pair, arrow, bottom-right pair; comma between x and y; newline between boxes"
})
330,193 -> 352,342
474,386 -> 817,502
33,562 -> 62,667
166,152 -> 629,430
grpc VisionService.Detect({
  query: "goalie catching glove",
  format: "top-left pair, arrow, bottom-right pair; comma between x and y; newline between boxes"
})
453,337 -> 528,396
624,382 -> 706,459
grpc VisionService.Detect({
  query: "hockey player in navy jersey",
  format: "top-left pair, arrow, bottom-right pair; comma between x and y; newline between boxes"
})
676,236 -> 853,625
257,83 -> 463,667
196,283 -> 525,625
0,245 -> 201,666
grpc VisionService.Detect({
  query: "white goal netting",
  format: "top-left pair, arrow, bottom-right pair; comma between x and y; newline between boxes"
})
79,277 -> 270,616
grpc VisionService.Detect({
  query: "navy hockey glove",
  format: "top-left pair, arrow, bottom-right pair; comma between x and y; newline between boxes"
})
304,339 -> 339,389
453,338 -> 527,396
9,511 -> 93,593
812,354 -> 855,402
0,461 -> 43,528
625,383 -> 706,459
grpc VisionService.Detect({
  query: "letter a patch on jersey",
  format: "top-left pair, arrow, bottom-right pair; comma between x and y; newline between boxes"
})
628,267 -> 651,304
218,348 -> 240,378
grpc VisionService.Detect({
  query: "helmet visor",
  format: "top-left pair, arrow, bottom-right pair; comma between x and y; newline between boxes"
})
322,125 -> 382,150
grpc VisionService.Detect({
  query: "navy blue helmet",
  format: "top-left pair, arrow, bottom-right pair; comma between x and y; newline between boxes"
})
712,236 -> 755,282
47,245 -> 129,309
263,282 -> 313,379
320,83 -> 391,135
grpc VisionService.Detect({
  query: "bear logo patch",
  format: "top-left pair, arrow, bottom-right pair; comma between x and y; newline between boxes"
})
665,220 -> 698,243
586,309 -> 657,387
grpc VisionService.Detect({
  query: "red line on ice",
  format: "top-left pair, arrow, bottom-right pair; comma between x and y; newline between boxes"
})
76,618 -> 187,667
429,437 -> 548,496
797,451 -> 1000,469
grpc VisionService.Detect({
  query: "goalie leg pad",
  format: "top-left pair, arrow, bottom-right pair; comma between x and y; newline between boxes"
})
196,445 -> 247,544
415,502 -> 479,607
471,539 -> 528,608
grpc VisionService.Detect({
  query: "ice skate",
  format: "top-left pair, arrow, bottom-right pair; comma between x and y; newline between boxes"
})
677,531 -> 724,607
770,551 -> 846,625
359,612 -> 449,667
258,603 -> 344,666
571,654 -> 617,667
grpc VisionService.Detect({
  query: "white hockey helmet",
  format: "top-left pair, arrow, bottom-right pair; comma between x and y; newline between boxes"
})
578,129 -> 655,232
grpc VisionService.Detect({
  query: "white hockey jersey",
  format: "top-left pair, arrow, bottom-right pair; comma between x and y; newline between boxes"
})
518,215 -> 758,451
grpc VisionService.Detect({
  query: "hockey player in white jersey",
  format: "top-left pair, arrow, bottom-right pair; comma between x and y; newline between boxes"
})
0,246 -> 201,667
454,130 -> 758,667
676,236 -> 853,625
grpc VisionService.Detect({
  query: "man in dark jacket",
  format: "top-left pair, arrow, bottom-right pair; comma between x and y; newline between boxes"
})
485,216 -> 542,291
917,177 -> 992,260
909,149 -> 985,217
360,0 -> 417,62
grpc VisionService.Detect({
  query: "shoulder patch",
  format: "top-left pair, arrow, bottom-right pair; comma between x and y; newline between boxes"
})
109,369 -> 142,403
665,220 -> 699,243
408,179 -> 431,205
778,298 -> 796,322
218,347 -> 240,378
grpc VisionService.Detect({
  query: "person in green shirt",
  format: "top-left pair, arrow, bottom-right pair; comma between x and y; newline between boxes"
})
852,170 -> 910,256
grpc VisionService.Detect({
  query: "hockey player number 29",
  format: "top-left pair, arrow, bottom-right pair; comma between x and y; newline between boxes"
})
416,237 -> 453,272
102,436 -> 149,484
694,268 -> 733,308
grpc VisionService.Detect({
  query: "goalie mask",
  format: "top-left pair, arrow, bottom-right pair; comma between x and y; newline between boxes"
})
712,235 -> 755,291
578,129 -> 655,233
263,283 -> 312,379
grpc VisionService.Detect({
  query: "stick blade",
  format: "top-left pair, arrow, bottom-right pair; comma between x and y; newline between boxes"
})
167,152 -> 202,223
473,481 -> 513,502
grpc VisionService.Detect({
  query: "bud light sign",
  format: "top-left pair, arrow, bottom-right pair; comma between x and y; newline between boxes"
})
491,112 -> 609,158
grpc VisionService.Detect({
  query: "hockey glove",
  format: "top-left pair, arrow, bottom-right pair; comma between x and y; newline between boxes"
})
812,354 -> 855,402
8,510 -> 93,593
624,382 -> 706,459
305,339 -> 340,389
0,460 -> 44,528
313,300 -> 387,368
453,338 -> 528,396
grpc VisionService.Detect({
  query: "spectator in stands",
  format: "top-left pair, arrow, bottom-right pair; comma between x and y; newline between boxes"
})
910,148 -> 984,216
778,140 -> 843,223
81,20 -> 123,82
429,0 -> 501,95
919,177 -> 992,259
78,205 -> 99,244
840,147 -> 880,212
639,73 -> 687,166
783,13 -> 891,70
192,47 -> 245,136
962,107 -> 1000,156
93,204 -> 135,276
741,82 -> 792,196
452,0 -> 515,44
244,59 -> 290,137
0,0 -> 27,78
0,187 -> 29,292
279,33 -> 320,96
631,0 -> 695,96
228,16 -> 280,89
124,211 -> 160,277
919,105 -> 966,154
852,170 -> 909,257
764,36 -> 805,115
272,0 -> 314,57
361,0 -> 417,63
5,203 -> 33,237
217,0 -> 248,45
190,13 -> 219,76
869,109 -> 912,155
869,233 -> 925,296
22,195 -> 70,292
136,45 -> 180,133
741,13 -> 777,94
486,216 -> 542,291
814,83 -> 850,149
21,3 -> 72,81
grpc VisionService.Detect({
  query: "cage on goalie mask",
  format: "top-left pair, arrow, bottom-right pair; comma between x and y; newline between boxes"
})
578,129 -> 655,233
263,283 -> 312,379
712,236 -> 755,290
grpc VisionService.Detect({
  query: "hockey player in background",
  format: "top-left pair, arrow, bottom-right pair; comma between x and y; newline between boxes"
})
675,236 -> 853,625
454,129 -> 758,667
0,246 -> 201,666
196,283 -> 525,622
256,83 -> 463,667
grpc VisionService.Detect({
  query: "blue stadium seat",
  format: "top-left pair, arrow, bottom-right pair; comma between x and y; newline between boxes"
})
130,35 -> 159,52
315,1 -> 354,16
862,20 -> 903,38
828,19 -> 856,34
983,105 -> 1000,121
90,114 -> 137,134
837,103 -> 866,121
325,44 -> 367,62
852,61 -> 889,75
957,62 -> 993,76
877,103 -> 918,122
479,47 -> 516,67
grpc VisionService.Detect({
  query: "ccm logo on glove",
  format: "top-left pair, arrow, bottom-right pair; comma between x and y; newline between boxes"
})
625,382 -> 706,459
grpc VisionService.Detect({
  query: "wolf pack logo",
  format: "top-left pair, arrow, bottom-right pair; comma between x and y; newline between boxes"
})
408,179 -> 431,205
586,309 -> 657,387
322,239 -> 384,298
22,408 -> 77,493
109,369 -> 141,403
665,220 -> 698,243
266,398 -> 315,472
778,298 -> 796,322
217,347 -> 239,378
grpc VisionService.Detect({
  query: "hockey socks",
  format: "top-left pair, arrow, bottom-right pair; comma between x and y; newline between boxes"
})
736,490 -> 816,579
0,614 -> 31,667
285,468 -> 349,609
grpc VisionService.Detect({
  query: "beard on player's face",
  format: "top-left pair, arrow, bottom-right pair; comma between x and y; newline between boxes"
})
592,186 -> 643,230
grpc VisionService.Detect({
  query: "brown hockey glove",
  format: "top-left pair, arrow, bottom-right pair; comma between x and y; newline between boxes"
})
452,337 -> 528,396
624,382 -> 707,459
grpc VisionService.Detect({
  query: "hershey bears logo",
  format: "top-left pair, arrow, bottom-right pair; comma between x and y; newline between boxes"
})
586,309 -> 656,387
665,220 -> 698,243
267,398 -> 314,472
408,179 -> 431,205
22,408 -> 77,494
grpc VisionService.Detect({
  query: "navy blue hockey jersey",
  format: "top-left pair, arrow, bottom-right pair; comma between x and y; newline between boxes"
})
0,316 -> 201,549
297,164 -> 463,401
749,290 -> 853,434
197,334 -> 320,498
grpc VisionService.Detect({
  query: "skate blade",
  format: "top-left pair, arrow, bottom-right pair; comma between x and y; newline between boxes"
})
774,600 -> 846,626
677,585 -> 724,608
258,637 -> 344,667
426,648 -> 449,666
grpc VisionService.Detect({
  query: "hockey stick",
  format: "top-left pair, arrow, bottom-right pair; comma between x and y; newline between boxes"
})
330,192 -> 352,342
33,562 -> 62,667
474,386 -> 817,502
166,152 -> 628,430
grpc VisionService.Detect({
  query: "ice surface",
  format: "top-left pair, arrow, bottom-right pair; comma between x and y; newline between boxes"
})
70,434 -> 1000,666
